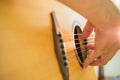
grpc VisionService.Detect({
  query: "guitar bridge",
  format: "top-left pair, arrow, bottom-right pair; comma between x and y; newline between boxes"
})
51,11 -> 69,80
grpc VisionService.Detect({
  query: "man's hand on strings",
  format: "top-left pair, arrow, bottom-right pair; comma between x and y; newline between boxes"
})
82,21 -> 120,68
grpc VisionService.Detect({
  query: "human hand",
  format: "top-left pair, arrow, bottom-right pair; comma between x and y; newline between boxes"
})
82,21 -> 120,68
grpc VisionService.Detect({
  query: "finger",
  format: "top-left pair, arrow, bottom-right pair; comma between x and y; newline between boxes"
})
90,41 -> 118,66
86,44 -> 95,56
86,43 -> 95,50
87,49 -> 94,56
83,51 -> 99,69
89,56 -> 103,66
82,21 -> 94,40
90,59 -> 108,66
89,50 -> 115,66
90,59 -> 102,66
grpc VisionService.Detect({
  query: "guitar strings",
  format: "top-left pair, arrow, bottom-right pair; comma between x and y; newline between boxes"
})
66,48 -> 88,58
66,46 -> 88,53
63,38 -> 95,43
64,46 -> 89,64
67,49 -> 87,57
67,57 -> 84,65
63,40 -> 94,63
64,42 -> 94,64
62,33 -> 95,36
74,40 -> 95,43
65,41 -> 95,49
63,35 -> 95,39
64,40 -> 95,55
66,51 -> 85,64
66,47 -> 91,64
63,35 -> 95,45
73,38 -> 94,40
60,33 -> 95,64
63,36 -> 95,41
61,32 -> 94,39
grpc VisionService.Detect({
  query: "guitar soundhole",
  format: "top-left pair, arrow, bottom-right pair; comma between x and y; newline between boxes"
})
74,25 -> 87,66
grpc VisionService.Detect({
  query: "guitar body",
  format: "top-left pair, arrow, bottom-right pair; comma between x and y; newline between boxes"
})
0,0 -> 96,80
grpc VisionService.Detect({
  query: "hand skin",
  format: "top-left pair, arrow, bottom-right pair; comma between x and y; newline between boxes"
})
58,0 -> 120,68
82,21 -> 120,68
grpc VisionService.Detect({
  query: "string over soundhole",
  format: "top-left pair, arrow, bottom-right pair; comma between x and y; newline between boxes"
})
74,26 -> 88,67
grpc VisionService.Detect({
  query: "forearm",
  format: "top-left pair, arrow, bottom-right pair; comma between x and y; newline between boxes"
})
58,0 -> 120,27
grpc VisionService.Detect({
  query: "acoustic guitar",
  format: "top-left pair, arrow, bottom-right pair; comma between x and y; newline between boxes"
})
0,0 -> 97,80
